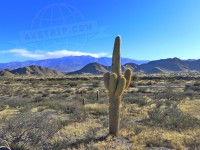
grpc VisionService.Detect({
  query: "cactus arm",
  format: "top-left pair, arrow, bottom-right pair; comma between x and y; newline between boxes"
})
115,76 -> 126,97
124,68 -> 132,89
104,72 -> 110,90
112,36 -> 121,76
109,73 -> 118,93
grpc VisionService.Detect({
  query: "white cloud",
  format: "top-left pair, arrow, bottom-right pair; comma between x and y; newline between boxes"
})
2,49 -> 108,59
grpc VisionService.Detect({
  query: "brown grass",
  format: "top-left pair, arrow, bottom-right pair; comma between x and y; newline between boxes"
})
0,74 -> 200,149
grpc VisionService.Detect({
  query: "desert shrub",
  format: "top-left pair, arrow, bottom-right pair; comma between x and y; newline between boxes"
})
37,107 -> 46,112
68,81 -> 78,87
184,89 -> 198,97
84,91 -> 100,103
42,100 -> 86,121
92,81 -> 100,88
153,92 -> 186,104
193,81 -> 200,86
51,139 -> 69,150
133,126 -> 143,135
0,86 -> 12,96
137,82 -> 145,86
63,88 -> 73,93
0,104 -> 6,111
5,97 -> 31,108
4,81 -> 11,84
60,93 -> 70,97
132,74 -> 139,81
0,112 -> 62,150
84,103 -> 108,116
32,96 -> 45,103
146,81 -> 154,85
185,84 -> 191,90
130,129 -> 185,149
143,132 -> 165,148
129,81 -> 137,87
138,87 -> 150,93
51,91 -> 59,94
146,106 -> 200,131
185,83 -> 200,92
72,104 -> 86,121
191,86 -> 200,92
124,93 -> 142,101
184,136 -> 200,150
124,95 -> 148,107
39,91 -> 49,97
62,103 -> 77,114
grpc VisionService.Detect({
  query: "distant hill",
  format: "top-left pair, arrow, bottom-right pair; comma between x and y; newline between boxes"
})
67,62 -> 128,75
137,57 -> 190,73
0,69 -> 15,77
187,59 -> 200,71
146,67 -> 171,74
0,56 -> 149,72
67,57 -> 200,74
124,63 -> 139,71
67,63 -> 108,75
0,65 -> 61,76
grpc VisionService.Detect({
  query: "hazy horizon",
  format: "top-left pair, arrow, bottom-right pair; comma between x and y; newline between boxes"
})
1,0 -> 200,63
0,55 -> 198,64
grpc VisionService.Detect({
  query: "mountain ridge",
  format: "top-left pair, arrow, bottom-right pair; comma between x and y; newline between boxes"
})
0,56 -> 148,72
67,57 -> 200,74
0,65 -> 61,76
1,57 -> 200,74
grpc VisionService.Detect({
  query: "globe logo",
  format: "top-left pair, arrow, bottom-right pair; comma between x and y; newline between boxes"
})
20,3 -> 98,51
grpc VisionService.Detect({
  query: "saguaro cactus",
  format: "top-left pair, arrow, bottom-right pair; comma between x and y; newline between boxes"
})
104,36 -> 132,136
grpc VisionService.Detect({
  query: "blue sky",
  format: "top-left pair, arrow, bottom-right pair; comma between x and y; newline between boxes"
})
1,0 -> 200,63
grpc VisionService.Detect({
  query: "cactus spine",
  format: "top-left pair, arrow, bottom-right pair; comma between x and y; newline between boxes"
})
104,36 -> 132,136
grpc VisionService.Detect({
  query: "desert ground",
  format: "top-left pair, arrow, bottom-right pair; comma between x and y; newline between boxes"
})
0,73 -> 200,150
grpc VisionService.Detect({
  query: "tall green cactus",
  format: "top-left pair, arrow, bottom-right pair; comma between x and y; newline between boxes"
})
104,36 -> 132,136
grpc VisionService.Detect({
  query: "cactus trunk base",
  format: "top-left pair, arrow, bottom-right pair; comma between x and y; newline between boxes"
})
109,95 -> 121,136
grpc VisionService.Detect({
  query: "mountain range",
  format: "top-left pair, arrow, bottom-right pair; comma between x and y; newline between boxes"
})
67,57 -> 200,74
0,56 -> 148,73
1,56 -> 200,75
0,65 -> 61,77
136,57 -> 200,73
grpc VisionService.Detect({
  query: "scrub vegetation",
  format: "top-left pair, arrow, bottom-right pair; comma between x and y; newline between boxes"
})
0,74 -> 200,149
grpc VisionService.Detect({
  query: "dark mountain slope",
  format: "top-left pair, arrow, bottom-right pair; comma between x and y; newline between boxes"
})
67,63 -> 108,75
138,57 -> 190,73
0,65 -> 61,76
